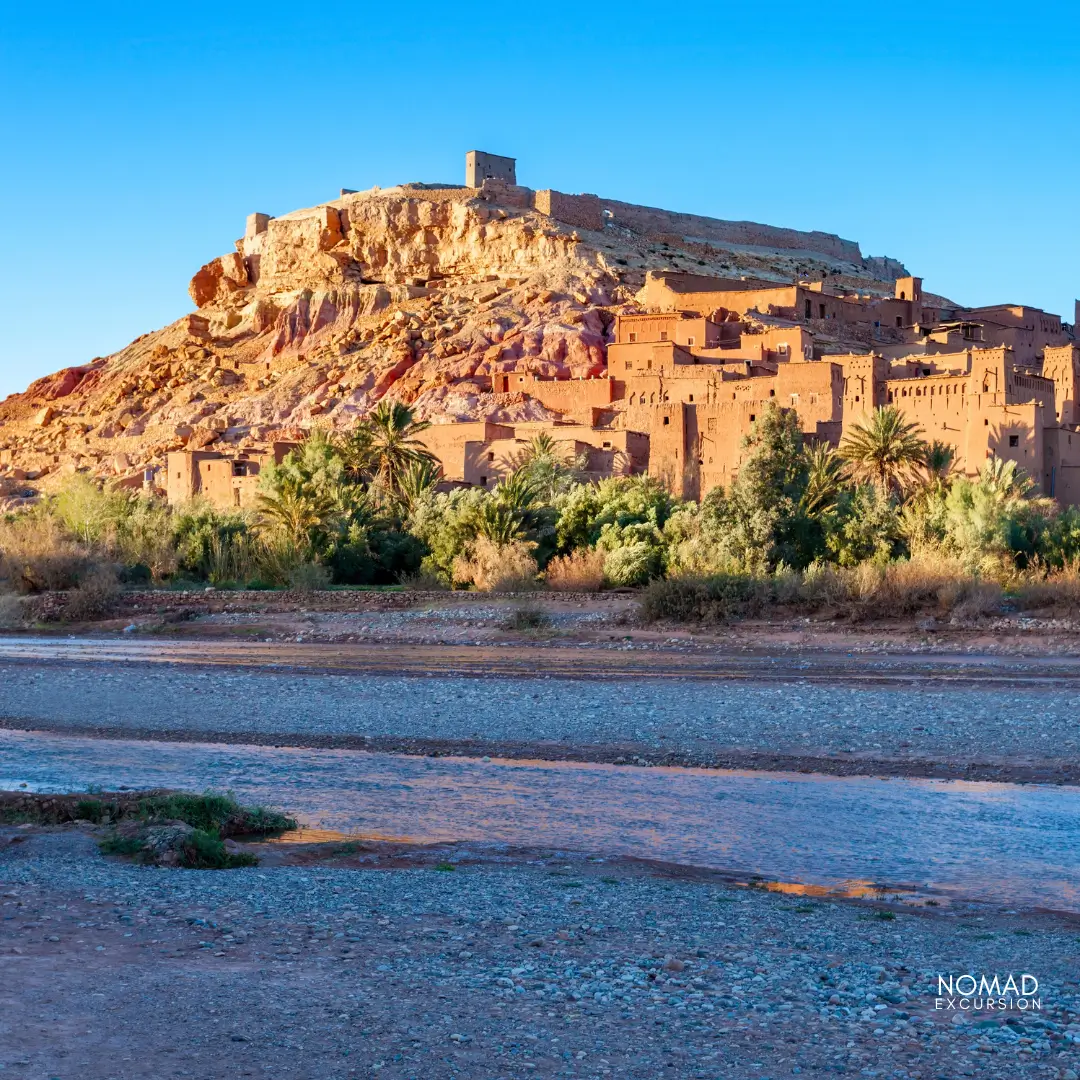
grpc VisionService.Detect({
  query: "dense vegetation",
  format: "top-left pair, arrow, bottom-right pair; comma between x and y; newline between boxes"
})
4,401 -> 1080,618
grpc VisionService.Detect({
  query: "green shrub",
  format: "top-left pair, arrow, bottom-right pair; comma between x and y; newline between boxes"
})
99,834 -> 147,858
603,542 -> 661,587
74,798 -> 107,823
503,602 -> 551,630
639,574 -> 769,622
136,792 -> 295,836
179,829 -> 258,869
287,561 -> 333,593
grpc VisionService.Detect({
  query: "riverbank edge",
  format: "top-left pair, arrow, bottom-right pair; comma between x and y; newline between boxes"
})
3,717 -> 1077,786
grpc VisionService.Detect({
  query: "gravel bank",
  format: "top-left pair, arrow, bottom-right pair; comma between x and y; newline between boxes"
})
3,829 -> 1078,1079
3,658 -> 1080,782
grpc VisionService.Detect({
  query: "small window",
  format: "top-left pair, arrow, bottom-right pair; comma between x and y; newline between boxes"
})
659,331 -> 668,341
487,452 -> 495,461
663,416 -> 670,426
625,361 -> 633,370
819,303 -> 826,319
749,413 -> 756,422
628,332 -> 637,343
855,395 -> 860,402
769,388 -> 775,397
687,336 -> 696,346
804,299 -> 812,319
1009,434 -> 1019,447
602,441 -> 611,449
479,475 -> 487,485
688,394 -> 694,402
984,419 -> 989,427
232,461 -> 247,477
896,317 -> 903,328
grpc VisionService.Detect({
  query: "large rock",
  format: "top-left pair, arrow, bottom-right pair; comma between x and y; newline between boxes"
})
189,252 -> 250,308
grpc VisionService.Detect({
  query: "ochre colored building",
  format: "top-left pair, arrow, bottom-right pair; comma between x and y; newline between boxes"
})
166,444 -> 294,508
167,271 -> 1080,510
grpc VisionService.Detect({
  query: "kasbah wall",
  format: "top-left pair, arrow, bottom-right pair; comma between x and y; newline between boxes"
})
423,301 -> 1080,505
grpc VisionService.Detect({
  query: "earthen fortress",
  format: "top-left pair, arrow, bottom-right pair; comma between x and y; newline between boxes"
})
1,152 -> 1075,510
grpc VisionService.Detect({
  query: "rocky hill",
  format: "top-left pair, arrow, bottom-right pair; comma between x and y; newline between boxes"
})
0,175 -> 906,504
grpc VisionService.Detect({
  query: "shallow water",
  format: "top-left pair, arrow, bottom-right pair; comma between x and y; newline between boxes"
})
2,728 -> 1078,911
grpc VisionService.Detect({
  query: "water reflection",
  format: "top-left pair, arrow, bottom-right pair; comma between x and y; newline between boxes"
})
2,729 -> 1078,912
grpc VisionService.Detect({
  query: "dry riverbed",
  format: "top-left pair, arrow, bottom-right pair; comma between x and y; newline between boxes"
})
4,596 -> 1080,1077
3,824 -> 1079,1080
4,633 -> 1080,783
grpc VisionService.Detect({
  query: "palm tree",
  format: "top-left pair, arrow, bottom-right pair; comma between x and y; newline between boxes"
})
514,433 -> 581,500
920,440 -> 956,490
395,457 -> 443,515
840,407 -> 926,495
979,456 -> 1033,498
256,483 -> 340,556
476,470 -> 540,544
364,400 -> 436,495
339,425 -> 376,485
800,443 -> 845,516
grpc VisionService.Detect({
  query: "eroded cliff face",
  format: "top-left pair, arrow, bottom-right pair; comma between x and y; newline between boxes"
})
0,181 -> 897,503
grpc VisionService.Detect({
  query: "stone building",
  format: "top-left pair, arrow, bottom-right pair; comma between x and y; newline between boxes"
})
165,444 -> 294,508
465,151 -> 516,188
166,244 -> 1080,512
416,420 -> 648,489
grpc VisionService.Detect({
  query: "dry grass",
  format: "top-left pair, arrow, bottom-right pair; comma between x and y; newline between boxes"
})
839,559 -> 1003,619
399,568 -> 450,591
0,513 -> 91,593
64,566 -> 121,621
545,549 -> 605,592
502,602 -> 551,631
0,591 -> 25,628
639,558 -> 1008,624
452,537 -> 538,592
1012,563 -> 1080,614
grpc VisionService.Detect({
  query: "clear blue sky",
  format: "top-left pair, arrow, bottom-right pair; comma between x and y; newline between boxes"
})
2,1 -> 1078,399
